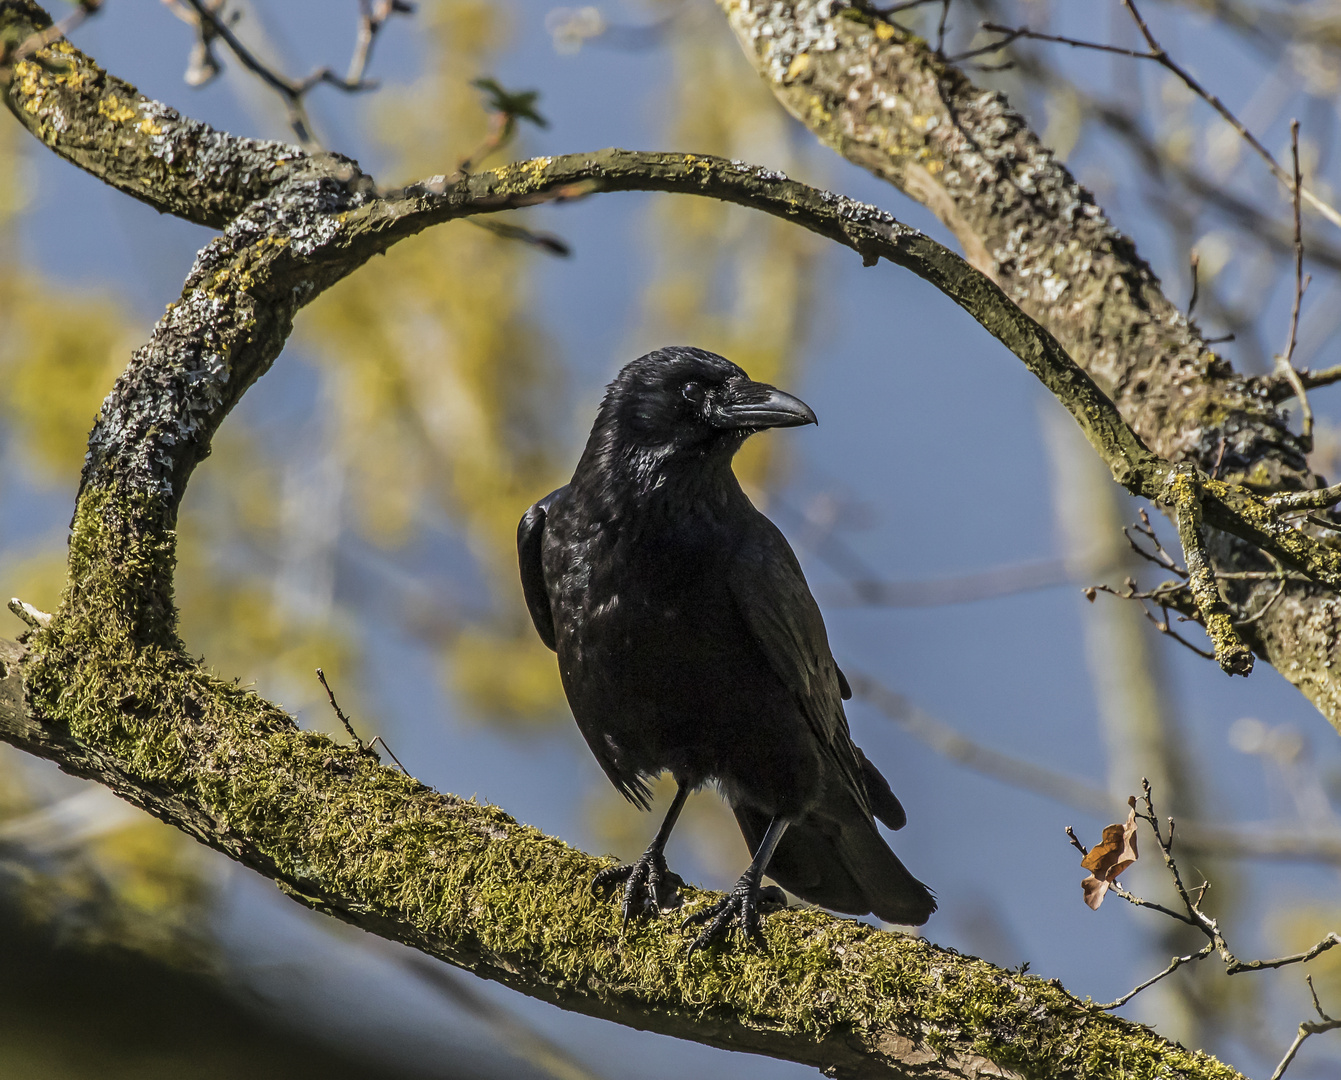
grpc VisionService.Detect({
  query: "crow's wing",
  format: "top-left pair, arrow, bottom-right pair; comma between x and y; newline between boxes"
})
517,488 -> 564,652
728,514 -> 869,810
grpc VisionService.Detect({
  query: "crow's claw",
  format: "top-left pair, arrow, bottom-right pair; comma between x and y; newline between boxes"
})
591,849 -> 683,924
683,882 -> 786,955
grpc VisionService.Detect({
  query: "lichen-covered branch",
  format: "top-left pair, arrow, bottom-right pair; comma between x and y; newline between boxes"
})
0,5 -> 1308,1075
1167,468 -> 1254,675
716,0 -> 1341,729
0,0 -> 309,227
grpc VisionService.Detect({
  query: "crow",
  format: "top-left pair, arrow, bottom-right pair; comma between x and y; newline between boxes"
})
518,346 -> 935,950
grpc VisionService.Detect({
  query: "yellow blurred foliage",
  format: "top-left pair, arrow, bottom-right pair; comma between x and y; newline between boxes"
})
634,1 -> 821,498
302,0 -> 566,723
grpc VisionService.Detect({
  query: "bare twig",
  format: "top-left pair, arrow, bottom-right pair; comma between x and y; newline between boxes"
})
852,671 -> 1116,817
978,3 -> 1341,230
935,0 -> 950,56
175,0 -> 412,147
1124,507 -> 1188,577
1077,782 -> 1341,1013
1274,121 -> 1313,447
7,598 -> 52,630
857,673 -> 1341,865
347,0 -> 415,87
1233,571 -> 1286,627
1097,945 -> 1216,1010
1187,250 -> 1200,317
1270,975 -> 1341,1080
469,218 -> 571,257
825,559 -> 1073,607
1226,933 -> 1341,975
1087,578 -> 1216,661
315,668 -> 407,772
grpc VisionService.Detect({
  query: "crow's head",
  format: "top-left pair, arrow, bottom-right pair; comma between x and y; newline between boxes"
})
592,347 -> 816,469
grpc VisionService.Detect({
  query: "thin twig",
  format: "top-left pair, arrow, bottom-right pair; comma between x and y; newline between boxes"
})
1080,781 -> 1341,1012
1124,507 -> 1189,577
935,0 -> 951,56
978,4 -> 1341,230
469,218 -> 571,257
1233,573 -> 1286,627
1087,578 -> 1216,661
1188,250 -> 1200,317
1227,933 -> 1341,975
177,0 -> 411,147
1275,120 -> 1313,447
1269,975 -> 1341,1080
1097,944 -> 1215,1010
315,668 -> 407,771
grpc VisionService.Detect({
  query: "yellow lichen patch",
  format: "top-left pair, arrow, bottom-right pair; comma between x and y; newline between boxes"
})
98,94 -> 136,125
13,61 -> 47,110
786,53 -> 810,80
875,20 -> 896,40
804,94 -> 832,127
137,118 -> 164,136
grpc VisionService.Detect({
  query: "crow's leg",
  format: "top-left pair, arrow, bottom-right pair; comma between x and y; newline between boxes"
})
683,816 -> 790,954
591,783 -> 689,923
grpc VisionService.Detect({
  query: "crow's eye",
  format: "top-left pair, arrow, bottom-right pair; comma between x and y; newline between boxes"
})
681,381 -> 706,405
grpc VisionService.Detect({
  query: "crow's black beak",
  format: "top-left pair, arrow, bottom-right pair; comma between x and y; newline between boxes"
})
715,381 -> 818,429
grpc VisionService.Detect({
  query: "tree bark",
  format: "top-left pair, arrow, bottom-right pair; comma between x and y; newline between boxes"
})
0,3 -> 1298,1075
717,0 -> 1341,728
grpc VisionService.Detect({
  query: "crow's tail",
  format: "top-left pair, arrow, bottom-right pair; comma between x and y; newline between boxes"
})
733,805 -> 936,926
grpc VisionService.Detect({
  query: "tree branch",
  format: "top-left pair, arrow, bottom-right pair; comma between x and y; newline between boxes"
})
717,0 -> 1341,731
0,6 -> 1310,1076
0,0 -> 311,227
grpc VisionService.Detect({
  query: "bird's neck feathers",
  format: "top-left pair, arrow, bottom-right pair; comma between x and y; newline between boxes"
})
572,415 -> 745,521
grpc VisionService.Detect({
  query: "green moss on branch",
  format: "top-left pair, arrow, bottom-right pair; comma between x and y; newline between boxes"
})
2,486 -> 1247,1079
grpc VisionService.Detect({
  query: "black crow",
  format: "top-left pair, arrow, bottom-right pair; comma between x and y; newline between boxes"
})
518,346 -> 935,950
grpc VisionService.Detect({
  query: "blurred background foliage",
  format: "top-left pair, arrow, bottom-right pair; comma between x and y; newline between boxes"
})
5,0 -> 1341,1077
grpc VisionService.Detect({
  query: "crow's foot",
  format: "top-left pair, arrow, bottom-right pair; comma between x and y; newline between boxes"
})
682,882 -> 787,955
591,848 -> 684,924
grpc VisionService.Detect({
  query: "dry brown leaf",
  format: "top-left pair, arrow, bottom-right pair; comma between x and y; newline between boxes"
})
1080,798 -> 1139,910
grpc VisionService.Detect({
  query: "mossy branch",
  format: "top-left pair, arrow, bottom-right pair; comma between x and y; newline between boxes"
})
1166,468 -> 1255,675
0,5 -> 1307,1076
0,616 -> 1245,1079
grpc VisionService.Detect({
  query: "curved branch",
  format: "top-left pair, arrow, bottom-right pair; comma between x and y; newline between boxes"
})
0,8 -> 1296,1077
0,0 -> 311,227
